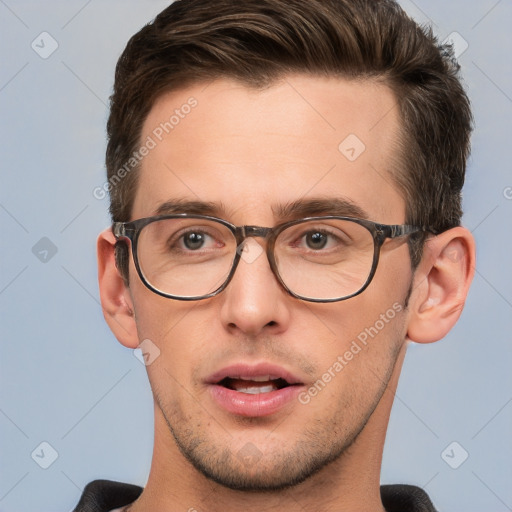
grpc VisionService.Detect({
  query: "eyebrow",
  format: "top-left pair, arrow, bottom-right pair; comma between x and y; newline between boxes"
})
274,197 -> 369,220
154,197 -> 369,222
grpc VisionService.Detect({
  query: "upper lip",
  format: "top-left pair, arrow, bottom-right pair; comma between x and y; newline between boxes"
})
205,362 -> 304,386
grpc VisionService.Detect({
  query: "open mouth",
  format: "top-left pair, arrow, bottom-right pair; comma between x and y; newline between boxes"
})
217,376 -> 291,394
207,364 -> 304,416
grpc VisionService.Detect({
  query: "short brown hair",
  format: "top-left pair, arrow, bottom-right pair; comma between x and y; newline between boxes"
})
106,0 -> 472,278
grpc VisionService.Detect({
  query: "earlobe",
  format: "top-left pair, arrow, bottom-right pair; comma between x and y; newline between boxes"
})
97,228 -> 140,348
407,227 -> 476,344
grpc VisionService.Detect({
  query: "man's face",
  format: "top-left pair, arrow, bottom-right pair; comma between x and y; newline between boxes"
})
127,75 -> 413,490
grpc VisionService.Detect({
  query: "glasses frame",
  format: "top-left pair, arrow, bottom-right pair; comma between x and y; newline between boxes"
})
113,214 -> 426,303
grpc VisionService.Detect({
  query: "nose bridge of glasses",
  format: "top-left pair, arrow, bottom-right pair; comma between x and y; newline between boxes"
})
235,225 -> 276,269
232,224 -> 281,292
239,225 -> 273,239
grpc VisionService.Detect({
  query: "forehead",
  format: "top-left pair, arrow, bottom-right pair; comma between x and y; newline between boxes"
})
132,75 -> 405,224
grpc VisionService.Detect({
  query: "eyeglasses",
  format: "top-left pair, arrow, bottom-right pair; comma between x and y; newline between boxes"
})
113,214 -> 426,303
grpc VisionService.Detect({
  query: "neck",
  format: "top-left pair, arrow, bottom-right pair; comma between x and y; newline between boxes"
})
129,346 -> 406,512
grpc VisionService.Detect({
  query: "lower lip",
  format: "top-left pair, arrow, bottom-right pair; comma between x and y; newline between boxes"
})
208,384 -> 303,417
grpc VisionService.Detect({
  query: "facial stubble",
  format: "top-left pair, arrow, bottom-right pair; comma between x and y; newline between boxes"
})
151,302 -> 408,493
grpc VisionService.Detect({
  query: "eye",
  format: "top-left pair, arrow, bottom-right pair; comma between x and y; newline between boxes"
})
304,231 -> 329,250
177,231 -> 217,251
296,229 -> 342,251
182,231 -> 208,250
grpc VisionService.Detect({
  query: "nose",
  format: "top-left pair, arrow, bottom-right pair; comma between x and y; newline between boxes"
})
219,238 -> 291,337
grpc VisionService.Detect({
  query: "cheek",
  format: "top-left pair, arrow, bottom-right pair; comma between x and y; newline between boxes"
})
298,249 -> 411,400
129,257 -> 186,336
129,289 -> 196,385
297,308 -> 406,427
128,271 -> 214,384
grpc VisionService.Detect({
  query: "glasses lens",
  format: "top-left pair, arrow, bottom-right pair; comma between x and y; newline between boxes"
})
275,219 -> 375,300
137,218 -> 236,298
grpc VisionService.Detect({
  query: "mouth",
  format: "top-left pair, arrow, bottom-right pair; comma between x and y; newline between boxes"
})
217,375 -> 292,394
206,363 -> 304,417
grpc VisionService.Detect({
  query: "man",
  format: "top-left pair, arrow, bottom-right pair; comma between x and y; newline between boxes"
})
74,0 -> 475,510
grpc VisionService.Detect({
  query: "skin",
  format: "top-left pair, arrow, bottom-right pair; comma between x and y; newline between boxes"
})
98,75 -> 476,511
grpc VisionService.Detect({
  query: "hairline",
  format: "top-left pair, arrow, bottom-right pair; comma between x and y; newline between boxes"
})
126,72 -> 411,221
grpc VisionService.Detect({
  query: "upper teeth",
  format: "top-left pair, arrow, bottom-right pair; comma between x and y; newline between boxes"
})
236,375 -> 278,382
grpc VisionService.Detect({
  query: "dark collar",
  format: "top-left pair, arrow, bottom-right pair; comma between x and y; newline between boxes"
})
73,480 -> 437,512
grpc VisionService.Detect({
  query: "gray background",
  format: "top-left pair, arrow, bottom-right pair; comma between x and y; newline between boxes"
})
0,1 -> 511,511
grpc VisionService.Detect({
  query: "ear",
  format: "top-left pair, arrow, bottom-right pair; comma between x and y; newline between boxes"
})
407,227 -> 476,343
97,228 -> 140,349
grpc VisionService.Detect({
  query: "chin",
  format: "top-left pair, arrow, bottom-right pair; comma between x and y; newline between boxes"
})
187,449 -> 334,492
168,425 -> 358,493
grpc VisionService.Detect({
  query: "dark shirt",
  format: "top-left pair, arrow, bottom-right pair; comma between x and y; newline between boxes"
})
72,479 -> 438,511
